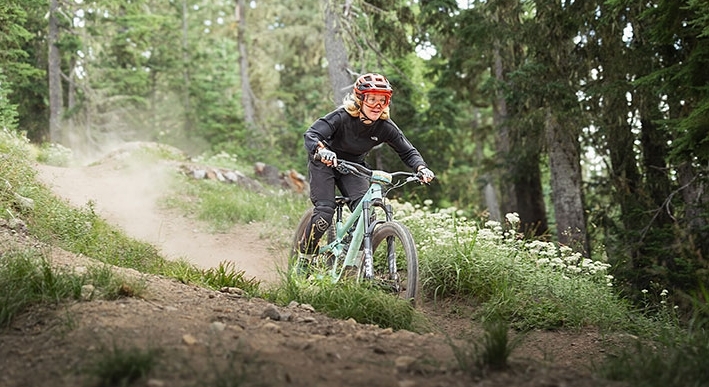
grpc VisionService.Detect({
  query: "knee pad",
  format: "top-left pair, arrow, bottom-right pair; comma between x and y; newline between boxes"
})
299,200 -> 337,254
312,200 -> 336,233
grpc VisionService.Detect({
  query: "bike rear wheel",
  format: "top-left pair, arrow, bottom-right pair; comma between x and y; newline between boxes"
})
289,207 -> 335,274
370,221 -> 419,305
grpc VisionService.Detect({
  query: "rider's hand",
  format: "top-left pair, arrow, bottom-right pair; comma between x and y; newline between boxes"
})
317,147 -> 338,167
417,167 -> 435,183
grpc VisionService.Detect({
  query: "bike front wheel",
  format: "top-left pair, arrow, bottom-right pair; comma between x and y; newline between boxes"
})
370,221 -> 419,305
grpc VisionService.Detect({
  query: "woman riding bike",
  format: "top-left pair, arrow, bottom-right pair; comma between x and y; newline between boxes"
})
297,72 -> 435,261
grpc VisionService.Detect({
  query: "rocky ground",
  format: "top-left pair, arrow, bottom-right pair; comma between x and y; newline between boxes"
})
0,144 -> 627,387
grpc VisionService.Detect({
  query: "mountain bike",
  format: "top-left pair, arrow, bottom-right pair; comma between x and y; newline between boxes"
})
290,159 -> 427,304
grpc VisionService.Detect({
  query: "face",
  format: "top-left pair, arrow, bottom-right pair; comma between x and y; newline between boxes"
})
361,93 -> 390,120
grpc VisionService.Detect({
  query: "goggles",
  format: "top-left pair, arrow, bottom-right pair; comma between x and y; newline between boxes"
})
361,93 -> 390,109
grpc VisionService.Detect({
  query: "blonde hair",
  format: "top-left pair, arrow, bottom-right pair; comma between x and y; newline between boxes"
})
343,92 -> 390,121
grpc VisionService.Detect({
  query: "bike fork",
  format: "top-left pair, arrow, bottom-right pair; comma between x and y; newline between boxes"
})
387,236 -> 400,289
361,201 -> 374,279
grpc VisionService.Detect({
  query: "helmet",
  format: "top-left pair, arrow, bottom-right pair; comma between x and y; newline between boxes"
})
354,73 -> 393,99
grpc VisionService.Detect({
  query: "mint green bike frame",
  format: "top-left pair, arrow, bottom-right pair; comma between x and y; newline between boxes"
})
320,162 -> 416,281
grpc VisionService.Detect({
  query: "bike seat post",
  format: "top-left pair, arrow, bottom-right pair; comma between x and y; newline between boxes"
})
334,196 -> 348,223
336,203 -> 343,223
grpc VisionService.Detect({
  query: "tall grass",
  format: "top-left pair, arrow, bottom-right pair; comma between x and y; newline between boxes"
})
448,317 -> 524,375
88,343 -> 161,387
268,273 -> 428,332
167,177 -> 307,231
0,245 -> 146,327
164,152 -> 309,233
398,202 -> 629,330
598,285 -> 709,387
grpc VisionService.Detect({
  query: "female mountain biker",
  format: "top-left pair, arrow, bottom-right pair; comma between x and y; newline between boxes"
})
297,72 -> 435,259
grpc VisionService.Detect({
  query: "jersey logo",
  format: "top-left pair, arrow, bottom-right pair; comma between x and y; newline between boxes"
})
370,136 -> 378,141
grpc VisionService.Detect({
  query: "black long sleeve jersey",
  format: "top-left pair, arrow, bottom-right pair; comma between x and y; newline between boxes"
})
303,107 -> 427,172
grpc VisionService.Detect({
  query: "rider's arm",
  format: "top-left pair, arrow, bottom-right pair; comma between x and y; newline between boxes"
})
303,109 -> 344,154
381,121 -> 428,172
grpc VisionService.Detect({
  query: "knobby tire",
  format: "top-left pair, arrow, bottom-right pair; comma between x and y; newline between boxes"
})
289,208 -> 335,273
290,209 -> 420,306
370,221 -> 419,305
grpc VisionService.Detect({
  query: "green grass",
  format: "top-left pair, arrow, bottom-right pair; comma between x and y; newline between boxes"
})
0,245 -> 146,328
598,332 -> 709,387
399,204 -> 630,331
201,261 -> 261,294
448,317 -> 524,376
266,272 -> 429,332
88,343 -> 161,387
597,286 -> 709,387
164,174 -> 308,233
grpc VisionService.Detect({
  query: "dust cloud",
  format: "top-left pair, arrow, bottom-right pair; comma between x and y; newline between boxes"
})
34,142 -> 286,284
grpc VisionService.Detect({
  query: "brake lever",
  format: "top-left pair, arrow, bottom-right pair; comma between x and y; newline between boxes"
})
335,163 -> 351,174
413,173 -> 431,185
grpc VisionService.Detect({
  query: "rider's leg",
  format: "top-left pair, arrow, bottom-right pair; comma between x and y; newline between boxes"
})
337,169 -> 369,212
299,161 -> 337,254
337,171 -> 370,258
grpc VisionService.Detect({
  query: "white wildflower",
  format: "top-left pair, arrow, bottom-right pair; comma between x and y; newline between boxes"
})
505,212 -> 520,225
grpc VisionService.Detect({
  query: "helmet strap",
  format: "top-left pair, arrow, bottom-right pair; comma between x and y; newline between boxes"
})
359,111 -> 375,125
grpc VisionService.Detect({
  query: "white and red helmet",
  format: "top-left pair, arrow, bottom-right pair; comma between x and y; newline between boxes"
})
354,73 -> 393,106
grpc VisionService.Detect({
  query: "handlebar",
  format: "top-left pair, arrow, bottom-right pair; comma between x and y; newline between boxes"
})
314,153 -> 426,186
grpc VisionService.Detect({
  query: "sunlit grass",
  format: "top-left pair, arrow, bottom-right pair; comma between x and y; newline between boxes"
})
164,174 -> 308,233
265,272 -> 429,332
0,245 -> 146,328
0,131 -> 261,299
200,261 -> 261,295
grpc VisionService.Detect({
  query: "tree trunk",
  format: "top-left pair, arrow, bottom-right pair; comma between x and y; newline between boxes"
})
474,109 -> 500,221
483,183 -> 501,222
640,116 -> 673,226
512,152 -> 548,238
48,0 -> 64,144
66,56 -> 77,150
493,40 -> 547,235
236,0 -> 255,126
323,0 -> 352,106
182,0 -> 191,129
677,162 -> 708,254
545,109 -> 589,255
492,42 -> 515,216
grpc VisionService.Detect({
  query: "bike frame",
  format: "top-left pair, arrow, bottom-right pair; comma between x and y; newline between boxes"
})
318,162 -> 415,282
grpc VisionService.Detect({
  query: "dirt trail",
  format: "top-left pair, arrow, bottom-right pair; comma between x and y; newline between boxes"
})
33,149 -> 285,284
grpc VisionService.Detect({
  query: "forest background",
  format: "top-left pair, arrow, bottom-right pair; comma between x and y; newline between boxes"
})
0,0 -> 707,314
